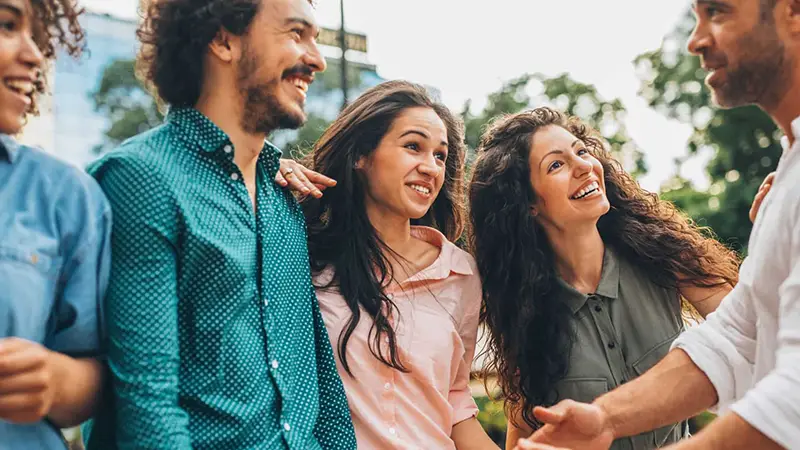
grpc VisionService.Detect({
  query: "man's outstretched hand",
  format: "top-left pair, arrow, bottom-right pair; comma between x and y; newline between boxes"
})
513,400 -> 615,450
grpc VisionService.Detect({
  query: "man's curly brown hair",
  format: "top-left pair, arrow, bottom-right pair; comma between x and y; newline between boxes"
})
29,0 -> 85,115
137,0 -> 315,108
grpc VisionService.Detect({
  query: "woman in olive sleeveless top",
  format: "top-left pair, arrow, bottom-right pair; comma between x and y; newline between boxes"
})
469,107 -> 740,450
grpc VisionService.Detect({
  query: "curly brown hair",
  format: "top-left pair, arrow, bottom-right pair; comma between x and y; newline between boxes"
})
29,0 -> 84,115
136,0 -> 312,108
469,107 -> 740,430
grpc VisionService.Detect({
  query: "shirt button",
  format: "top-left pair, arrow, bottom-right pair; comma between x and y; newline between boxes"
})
389,427 -> 396,435
271,360 -> 279,369
283,422 -> 291,432
607,342 -> 616,349
223,145 -> 232,154
387,293 -> 394,300
594,305 -> 602,312
263,298 -> 269,307
384,382 -> 392,390
231,173 -> 239,181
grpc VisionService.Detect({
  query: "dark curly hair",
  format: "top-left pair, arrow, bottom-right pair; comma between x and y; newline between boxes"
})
29,0 -> 84,115
138,0 -> 313,107
469,107 -> 739,430
302,80 -> 466,376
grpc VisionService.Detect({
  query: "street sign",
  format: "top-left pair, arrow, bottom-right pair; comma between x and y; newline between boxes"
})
318,27 -> 368,53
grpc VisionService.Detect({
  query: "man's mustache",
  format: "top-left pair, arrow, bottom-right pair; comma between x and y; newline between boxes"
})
282,65 -> 315,81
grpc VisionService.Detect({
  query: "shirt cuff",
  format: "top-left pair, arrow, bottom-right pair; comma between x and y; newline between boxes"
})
729,369 -> 800,449
671,326 -> 752,414
450,392 -> 480,426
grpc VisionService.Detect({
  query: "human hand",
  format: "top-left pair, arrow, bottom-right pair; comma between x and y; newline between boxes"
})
275,158 -> 336,199
0,338 -> 58,423
515,400 -> 614,450
749,172 -> 775,223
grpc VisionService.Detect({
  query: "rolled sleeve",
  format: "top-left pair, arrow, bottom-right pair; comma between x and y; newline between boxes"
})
728,220 -> 800,448
92,154 -> 191,449
449,272 -> 482,425
671,268 -> 758,413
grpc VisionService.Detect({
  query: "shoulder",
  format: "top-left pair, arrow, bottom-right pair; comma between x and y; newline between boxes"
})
18,145 -> 111,230
88,125 -> 184,193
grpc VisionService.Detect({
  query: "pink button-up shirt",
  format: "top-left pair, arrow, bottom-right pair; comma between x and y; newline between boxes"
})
315,226 -> 482,449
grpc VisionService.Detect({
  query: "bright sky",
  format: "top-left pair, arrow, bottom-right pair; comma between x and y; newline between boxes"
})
85,0 -> 707,192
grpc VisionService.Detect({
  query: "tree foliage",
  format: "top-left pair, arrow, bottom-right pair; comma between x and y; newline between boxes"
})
461,73 -> 645,177
91,59 -> 162,154
635,10 -> 780,252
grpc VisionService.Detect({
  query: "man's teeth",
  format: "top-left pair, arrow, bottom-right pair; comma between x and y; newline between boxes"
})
571,181 -> 600,200
290,78 -> 309,93
5,79 -> 33,95
410,184 -> 431,195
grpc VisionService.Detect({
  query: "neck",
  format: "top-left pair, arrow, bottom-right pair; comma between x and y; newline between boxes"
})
195,85 -> 268,182
763,59 -> 800,147
366,204 -> 414,257
544,221 -> 605,294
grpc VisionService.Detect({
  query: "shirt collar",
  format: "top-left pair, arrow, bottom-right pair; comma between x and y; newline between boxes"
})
0,134 -> 20,163
398,226 -> 473,285
556,246 -> 620,314
166,106 -> 282,161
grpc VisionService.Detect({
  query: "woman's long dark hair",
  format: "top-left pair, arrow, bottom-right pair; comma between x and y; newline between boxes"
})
469,107 -> 739,429
302,80 -> 467,376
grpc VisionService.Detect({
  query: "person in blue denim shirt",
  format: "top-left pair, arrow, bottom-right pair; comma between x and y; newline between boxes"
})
0,1 -> 111,449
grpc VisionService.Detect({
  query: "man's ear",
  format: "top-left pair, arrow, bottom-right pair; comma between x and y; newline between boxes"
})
208,28 -> 239,64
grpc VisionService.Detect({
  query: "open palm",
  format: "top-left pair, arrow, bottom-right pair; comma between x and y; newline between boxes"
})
517,400 -> 615,450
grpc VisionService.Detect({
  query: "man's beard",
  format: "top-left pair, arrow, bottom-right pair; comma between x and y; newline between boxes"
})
237,46 -> 306,134
708,21 -> 789,109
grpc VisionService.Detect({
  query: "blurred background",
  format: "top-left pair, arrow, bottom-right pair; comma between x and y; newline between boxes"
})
40,0 -> 775,446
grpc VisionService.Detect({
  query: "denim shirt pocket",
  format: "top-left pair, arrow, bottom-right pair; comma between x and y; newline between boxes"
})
0,245 -> 63,342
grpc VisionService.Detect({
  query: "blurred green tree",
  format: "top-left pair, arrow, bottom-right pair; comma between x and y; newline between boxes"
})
635,10 -> 780,253
460,73 -> 646,177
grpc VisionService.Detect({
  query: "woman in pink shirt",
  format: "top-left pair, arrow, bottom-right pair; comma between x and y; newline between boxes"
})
298,80 -> 498,450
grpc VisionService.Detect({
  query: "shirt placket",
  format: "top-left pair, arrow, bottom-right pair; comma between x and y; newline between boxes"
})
587,295 -> 631,386
382,291 -> 400,442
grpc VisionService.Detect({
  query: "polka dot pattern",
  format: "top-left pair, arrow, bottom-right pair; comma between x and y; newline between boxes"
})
84,108 -> 356,450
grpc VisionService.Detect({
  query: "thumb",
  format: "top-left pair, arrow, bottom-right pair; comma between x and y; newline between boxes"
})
534,405 -> 567,425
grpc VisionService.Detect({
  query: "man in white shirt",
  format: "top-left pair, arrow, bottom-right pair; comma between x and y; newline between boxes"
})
515,1 -> 800,449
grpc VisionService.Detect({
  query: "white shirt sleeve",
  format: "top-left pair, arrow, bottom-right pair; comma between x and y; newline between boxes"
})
728,215 -> 800,449
670,259 -> 758,414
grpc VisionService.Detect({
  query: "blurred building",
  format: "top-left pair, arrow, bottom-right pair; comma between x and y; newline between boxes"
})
22,11 -> 386,168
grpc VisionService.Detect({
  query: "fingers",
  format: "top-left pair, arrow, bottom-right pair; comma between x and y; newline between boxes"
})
0,392 -> 51,424
750,174 -> 774,223
287,168 -> 322,198
274,170 -> 288,187
534,405 -> 566,425
302,167 -> 337,188
0,340 -> 47,376
749,191 -> 766,223
0,370 -> 50,395
277,159 -> 329,198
